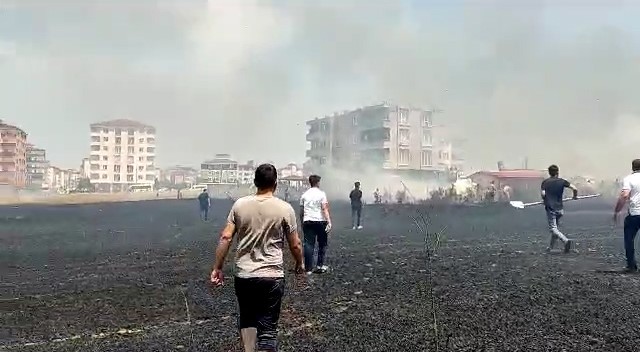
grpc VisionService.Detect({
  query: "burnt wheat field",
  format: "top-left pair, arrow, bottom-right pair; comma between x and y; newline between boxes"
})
2,198 -> 640,351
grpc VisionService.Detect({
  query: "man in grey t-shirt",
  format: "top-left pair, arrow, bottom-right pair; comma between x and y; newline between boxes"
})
211,164 -> 304,352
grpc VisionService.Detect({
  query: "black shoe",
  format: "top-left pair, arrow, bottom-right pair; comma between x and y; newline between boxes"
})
564,240 -> 573,254
624,266 -> 638,273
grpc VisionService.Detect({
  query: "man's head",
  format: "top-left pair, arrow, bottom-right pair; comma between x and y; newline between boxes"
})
632,159 -> 640,172
548,164 -> 559,177
254,163 -> 278,191
354,181 -> 360,189
202,188 -> 207,193
309,175 -> 321,188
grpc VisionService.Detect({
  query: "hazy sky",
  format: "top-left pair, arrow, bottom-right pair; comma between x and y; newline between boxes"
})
1,0 -> 640,178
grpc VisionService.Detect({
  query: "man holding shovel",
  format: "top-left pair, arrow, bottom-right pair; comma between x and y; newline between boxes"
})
541,164 -> 578,253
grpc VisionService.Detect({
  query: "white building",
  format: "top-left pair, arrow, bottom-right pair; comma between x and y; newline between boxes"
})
88,119 -> 157,192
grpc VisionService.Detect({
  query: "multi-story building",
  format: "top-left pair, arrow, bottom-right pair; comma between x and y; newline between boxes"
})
162,166 -> 198,186
88,119 -> 157,192
200,154 -> 238,184
0,120 -> 28,188
305,103 -> 463,175
26,144 -> 49,189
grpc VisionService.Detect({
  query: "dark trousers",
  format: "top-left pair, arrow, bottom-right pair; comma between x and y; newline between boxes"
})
234,277 -> 285,351
351,205 -> 362,227
624,215 -> 640,269
302,221 -> 328,271
200,206 -> 208,221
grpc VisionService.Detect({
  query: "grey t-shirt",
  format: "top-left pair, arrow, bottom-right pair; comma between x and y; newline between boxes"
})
227,195 -> 297,278
541,177 -> 570,212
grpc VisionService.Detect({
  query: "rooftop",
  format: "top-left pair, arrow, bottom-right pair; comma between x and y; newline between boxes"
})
0,119 -> 27,135
90,119 -> 154,129
471,169 -> 546,179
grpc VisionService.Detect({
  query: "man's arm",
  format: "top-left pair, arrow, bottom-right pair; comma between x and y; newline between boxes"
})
615,189 -> 630,215
322,197 -> 332,228
565,180 -> 578,199
213,222 -> 235,271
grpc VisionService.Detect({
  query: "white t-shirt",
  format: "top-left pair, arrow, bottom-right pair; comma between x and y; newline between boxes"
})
300,187 -> 328,222
622,172 -> 640,216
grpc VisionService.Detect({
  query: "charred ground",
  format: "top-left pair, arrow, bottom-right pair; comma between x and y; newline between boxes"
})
2,198 -> 639,351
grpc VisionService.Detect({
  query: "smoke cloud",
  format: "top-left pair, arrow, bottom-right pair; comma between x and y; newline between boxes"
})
1,0 -> 639,178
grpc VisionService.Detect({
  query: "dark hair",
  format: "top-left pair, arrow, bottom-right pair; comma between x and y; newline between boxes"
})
354,181 -> 360,188
548,164 -> 559,177
254,164 -> 278,190
309,174 -> 321,187
632,159 -> 640,172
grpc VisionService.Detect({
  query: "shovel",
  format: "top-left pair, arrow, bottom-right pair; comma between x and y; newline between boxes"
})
509,194 -> 601,209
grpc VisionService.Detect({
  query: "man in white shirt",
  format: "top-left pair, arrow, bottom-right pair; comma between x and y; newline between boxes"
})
614,159 -> 640,272
299,174 -> 332,274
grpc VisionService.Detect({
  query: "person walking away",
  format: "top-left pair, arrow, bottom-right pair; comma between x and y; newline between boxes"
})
211,164 -> 304,352
349,182 -> 363,229
300,175 -> 332,274
541,164 -> 578,253
373,188 -> 381,204
198,188 -> 210,221
613,159 -> 640,272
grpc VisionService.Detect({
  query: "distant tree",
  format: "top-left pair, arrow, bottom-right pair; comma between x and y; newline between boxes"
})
76,178 -> 94,193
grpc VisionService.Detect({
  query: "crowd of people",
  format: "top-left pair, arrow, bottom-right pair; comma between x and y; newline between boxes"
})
203,160 -> 640,352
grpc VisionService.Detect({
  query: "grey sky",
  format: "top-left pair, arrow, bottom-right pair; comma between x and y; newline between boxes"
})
1,0 -> 639,178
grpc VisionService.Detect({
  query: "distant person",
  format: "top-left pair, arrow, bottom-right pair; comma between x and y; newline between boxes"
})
284,186 -> 290,202
486,181 -> 497,202
614,159 -> 640,272
198,188 -> 210,221
373,188 -> 381,204
541,164 -> 578,253
299,175 -> 332,274
349,182 -> 363,230
210,164 -> 304,352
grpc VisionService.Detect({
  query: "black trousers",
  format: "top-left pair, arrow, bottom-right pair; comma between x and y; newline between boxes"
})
624,215 -> 640,269
302,221 -> 328,271
234,277 -> 285,351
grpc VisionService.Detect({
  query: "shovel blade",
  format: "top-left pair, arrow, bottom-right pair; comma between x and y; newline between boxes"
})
509,201 -> 525,209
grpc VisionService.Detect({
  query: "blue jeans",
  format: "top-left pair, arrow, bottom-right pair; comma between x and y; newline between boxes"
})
351,205 -> 362,228
546,209 -> 568,248
624,215 -> 640,269
200,206 -> 208,221
302,221 -> 328,271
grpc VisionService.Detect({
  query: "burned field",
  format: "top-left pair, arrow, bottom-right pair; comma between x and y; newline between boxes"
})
2,198 -> 640,351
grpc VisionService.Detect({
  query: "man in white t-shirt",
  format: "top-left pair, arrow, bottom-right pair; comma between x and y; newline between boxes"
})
299,174 -> 332,274
614,159 -> 640,272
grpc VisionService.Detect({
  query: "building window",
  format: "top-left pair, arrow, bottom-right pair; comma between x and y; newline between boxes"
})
127,175 -> 134,182
91,136 -> 100,142
399,128 -> 410,145
421,150 -> 433,166
90,164 -> 99,171
115,137 -> 121,144
102,165 -> 108,170
139,147 -> 144,153
127,165 -> 134,173
138,166 -> 145,171
114,165 -> 121,172
138,175 -> 144,180
115,128 -> 122,135
139,138 -> 144,143
128,129 -> 134,136
147,138 -> 155,144
101,174 -> 107,179
91,145 -> 100,152
102,156 -> 108,161
102,128 -> 109,134
115,146 -> 122,154
90,155 -> 100,161
128,137 -> 135,144
399,149 -> 410,165
399,109 -> 409,125
422,111 -> 433,127
103,137 -> 109,142
127,146 -> 134,154
114,174 -> 121,182
91,127 -> 100,133
352,134 -> 358,145
90,173 -> 99,180
147,147 -> 155,153
352,115 -> 358,126
102,146 -> 108,151
422,129 -> 432,146
321,122 -> 328,131
139,156 -> 144,162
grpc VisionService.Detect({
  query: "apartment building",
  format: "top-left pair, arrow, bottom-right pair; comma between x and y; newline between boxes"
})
200,155 -> 256,185
0,120 -> 28,188
26,144 -> 49,189
88,119 -> 157,192
305,103 -> 463,175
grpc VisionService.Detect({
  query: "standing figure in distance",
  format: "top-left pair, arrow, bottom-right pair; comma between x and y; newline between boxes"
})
299,175 -> 332,274
613,159 -> 640,272
349,182 -> 363,230
541,164 -> 578,253
210,164 -> 304,352
198,188 -> 210,221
